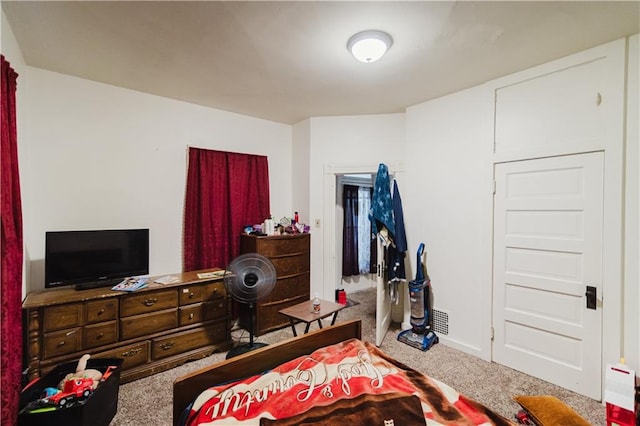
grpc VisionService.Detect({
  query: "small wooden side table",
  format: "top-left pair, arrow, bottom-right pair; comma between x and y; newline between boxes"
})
278,299 -> 346,337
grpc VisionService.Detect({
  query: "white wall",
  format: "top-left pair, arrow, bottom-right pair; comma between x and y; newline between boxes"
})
2,11 -> 31,297
624,34 -> 639,374
291,119 -> 311,226
18,68 -> 291,293
405,86 -> 494,358
1,11 -> 25,68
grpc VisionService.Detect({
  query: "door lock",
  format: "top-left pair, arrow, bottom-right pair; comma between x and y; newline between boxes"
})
585,286 -> 597,310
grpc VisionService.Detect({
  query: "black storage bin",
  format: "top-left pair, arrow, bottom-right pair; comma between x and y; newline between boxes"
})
19,357 -> 124,426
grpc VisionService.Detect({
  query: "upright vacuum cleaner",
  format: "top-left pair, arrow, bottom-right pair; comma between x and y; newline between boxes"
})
397,243 -> 439,351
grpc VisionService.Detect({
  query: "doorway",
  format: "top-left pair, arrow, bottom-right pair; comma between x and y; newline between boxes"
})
323,162 -> 406,345
336,173 -> 376,294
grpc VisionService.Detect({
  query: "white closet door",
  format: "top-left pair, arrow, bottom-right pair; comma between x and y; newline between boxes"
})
494,56 -> 607,160
492,152 -> 603,399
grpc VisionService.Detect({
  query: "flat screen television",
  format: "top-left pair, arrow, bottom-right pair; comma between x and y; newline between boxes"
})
45,228 -> 149,290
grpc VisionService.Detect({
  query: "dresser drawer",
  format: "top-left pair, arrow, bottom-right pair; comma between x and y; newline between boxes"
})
43,327 -> 82,358
151,322 -> 226,360
179,304 -> 203,326
120,289 -> 178,317
179,299 -> 227,325
255,236 -> 309,256
256,295 -> 307,334
203,299 -> 228,321
179,285 -> 204,305
266,273 -> 310,302
120,309 -> 178,340
85,299 -> 118,324
270,253 -> 310,277
203,281 -> 225,300
84,320 -> 118,349
43,303 -> 84,332
95,341 -> 149,370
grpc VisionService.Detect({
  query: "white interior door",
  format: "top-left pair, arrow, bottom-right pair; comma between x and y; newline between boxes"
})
492,152 -> 603,399
375,238 -> 391,346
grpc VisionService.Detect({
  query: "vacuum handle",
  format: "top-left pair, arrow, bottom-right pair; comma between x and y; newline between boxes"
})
415,243 -> 425,282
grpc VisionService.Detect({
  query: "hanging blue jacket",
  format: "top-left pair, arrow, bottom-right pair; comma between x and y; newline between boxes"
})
389,179 -> 407,281
368,163 -> 395,238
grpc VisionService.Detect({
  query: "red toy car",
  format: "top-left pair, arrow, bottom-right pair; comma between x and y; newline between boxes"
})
45,378 -> 94,408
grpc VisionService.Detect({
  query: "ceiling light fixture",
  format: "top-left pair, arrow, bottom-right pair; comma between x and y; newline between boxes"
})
347,30 -> 393,63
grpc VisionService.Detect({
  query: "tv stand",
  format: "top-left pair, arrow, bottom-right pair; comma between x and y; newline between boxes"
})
22,268 -> 232,384
74,278 -> 122,291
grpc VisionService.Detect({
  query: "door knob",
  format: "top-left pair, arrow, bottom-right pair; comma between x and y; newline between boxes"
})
585,286 -> 597,310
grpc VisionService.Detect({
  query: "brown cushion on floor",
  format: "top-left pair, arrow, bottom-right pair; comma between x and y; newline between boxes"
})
513,395 -> 591,426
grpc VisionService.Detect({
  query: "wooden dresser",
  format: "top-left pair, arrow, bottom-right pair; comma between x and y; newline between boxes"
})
240,233 -> 310,335
22,269 -> 231,383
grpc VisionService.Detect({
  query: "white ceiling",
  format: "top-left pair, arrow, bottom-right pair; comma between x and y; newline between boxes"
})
3,1 -> 639,124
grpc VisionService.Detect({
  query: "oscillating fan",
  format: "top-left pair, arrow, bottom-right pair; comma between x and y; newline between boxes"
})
223,253 -> 277,359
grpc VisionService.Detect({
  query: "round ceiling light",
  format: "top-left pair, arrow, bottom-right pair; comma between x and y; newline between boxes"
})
347,30 -> 393,63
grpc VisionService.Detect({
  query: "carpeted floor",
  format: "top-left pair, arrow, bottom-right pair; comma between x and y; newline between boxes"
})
111,288 -> 605,425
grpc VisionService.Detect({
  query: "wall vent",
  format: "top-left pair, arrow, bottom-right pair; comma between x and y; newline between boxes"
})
432,308 -> 449,335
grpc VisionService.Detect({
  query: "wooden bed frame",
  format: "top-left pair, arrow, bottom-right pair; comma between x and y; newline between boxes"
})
172,319 -> 362,425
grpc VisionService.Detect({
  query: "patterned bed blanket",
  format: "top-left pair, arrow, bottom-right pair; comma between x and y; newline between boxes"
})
185,338 -> 513,426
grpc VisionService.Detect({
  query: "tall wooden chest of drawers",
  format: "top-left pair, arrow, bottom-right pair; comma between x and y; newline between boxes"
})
22,269 -> 231,383
240,233 -> 310,335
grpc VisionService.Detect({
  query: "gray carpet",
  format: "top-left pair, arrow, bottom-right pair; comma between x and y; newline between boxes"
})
111,288 -> 605,425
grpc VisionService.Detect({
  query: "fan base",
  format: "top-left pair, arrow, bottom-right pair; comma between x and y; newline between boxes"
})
225,342 -> 269,359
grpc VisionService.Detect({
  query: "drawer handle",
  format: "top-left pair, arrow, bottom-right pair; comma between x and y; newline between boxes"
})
97,333 -> 104,339
57,341 -> 65,347
188,292 -> 195,299
143,298 -> 158,306
188,313 -> 194,320
98,308 -> 105,315
160,342 -> 174,350
122,348 -> 142,357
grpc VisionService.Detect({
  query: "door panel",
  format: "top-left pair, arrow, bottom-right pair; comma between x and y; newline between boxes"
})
493,152 -> 603,399
495,57 -> 606,156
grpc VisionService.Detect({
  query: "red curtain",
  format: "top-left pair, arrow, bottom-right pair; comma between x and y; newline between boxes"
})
183,148 -> 270,271
1,55 -> 23,426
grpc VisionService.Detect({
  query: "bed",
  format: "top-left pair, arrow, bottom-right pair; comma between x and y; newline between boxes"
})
173,320 -> 513,426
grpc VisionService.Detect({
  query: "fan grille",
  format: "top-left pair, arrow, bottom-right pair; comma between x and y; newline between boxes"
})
224,253 -> 276,304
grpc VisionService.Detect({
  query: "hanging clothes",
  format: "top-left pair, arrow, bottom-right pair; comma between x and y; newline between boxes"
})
388,179 -> 407,282
368,163 -> 395,245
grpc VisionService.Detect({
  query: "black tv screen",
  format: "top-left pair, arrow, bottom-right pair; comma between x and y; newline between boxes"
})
45,229 -> 149,290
